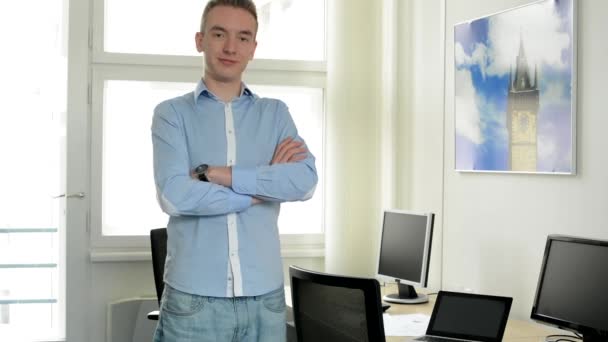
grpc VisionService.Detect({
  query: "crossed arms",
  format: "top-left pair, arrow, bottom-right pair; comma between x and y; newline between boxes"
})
152,101 -> 318,217
193,137 -> 308,205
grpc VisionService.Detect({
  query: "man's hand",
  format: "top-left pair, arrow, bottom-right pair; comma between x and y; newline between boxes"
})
205,166 -> 231,187
271,137 -> 307,165
249,137 -> 307,205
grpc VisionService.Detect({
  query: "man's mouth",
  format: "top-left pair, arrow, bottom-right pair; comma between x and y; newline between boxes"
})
219,58 -> 237,66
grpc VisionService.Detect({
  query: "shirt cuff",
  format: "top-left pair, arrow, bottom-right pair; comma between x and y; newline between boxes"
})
231,165 -> 257,195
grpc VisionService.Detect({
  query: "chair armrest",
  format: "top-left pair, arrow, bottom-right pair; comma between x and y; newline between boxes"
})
147,310 -> 159,320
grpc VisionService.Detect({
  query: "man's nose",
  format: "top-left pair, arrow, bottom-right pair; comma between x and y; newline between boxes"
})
223,36 -> 236,54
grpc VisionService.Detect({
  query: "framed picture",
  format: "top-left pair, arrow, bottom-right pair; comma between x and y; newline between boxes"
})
454,0 -> 576,174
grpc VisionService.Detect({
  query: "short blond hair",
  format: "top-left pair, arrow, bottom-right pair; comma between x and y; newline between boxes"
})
200,0 -> 258,33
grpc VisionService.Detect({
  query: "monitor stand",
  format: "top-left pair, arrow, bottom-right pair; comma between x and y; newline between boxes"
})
383,280 -> 428,304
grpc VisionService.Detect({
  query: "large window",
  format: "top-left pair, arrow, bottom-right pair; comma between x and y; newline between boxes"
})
91,0 -> 326,247
103,0 -> 325,60
0,0 -> 67,340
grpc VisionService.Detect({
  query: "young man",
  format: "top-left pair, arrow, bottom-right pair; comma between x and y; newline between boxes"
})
151,0 -> 318,341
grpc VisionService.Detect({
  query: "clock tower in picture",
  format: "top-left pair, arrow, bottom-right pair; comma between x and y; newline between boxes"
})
507,36 -> 539,171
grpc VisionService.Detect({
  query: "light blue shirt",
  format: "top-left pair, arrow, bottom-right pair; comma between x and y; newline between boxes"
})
152,79 -> 317,297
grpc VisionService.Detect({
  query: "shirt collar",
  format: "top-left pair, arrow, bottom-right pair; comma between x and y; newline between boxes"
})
194,79 -> 254,105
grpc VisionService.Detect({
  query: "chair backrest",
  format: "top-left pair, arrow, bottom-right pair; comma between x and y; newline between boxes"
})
289,265 -> 386,342
150,228 -> 167,306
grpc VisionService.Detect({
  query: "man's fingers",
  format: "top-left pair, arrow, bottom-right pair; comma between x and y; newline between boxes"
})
276,137 -> 294,152
278,143 -> 304,163
272,138 -> 294,163
284,147 -> 307,161
274,146 -> 307,165
272,138 -> 304,164
287,153 -> 307,162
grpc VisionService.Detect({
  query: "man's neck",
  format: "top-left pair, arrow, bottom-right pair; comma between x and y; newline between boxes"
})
203,77 -> 242,103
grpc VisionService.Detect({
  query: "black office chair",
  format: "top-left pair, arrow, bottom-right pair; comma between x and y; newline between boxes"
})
289,266 -> 386,342
147,228 -> 167,320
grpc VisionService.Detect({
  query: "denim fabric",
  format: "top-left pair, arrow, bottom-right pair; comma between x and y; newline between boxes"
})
153,285 -> 287,342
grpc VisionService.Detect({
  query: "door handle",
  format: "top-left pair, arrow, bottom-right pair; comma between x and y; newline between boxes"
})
53,192 -> 85,199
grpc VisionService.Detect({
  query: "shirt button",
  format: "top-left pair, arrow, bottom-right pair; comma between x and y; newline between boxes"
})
228,277 -> 232,281
228,130 -> 233,134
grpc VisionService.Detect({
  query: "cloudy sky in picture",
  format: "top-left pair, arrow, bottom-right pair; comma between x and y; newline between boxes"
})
454,0 -> 573,172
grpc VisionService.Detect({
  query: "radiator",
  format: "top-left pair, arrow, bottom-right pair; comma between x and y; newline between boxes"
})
107,297 -> 158,342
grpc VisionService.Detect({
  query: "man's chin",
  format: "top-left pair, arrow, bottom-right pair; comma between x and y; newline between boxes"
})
206,67 -> 245,83
205,71 -> 238,83
216,75 -> 241,84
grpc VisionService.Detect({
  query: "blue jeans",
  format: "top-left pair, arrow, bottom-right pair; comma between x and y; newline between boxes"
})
153,285 -> 287,342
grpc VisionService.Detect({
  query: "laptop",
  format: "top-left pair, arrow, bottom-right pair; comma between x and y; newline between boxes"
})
413,291 -> 512,342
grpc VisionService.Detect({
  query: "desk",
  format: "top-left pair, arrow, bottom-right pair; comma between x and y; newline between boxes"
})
286,285 -> 553,342
381,285 -> 551,342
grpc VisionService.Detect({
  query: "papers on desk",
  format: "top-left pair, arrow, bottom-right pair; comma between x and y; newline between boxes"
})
382,313 -> 430,337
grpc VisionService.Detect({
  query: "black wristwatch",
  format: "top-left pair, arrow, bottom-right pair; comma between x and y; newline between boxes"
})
194,164 -> 209,182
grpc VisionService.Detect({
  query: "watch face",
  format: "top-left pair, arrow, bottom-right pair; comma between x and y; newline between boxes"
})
195,164 -> 209,181
195,164 -> 208,174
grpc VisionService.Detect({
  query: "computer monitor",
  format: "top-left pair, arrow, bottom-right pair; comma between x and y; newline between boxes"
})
376,209 -> 434,304
531,235 -> 608,342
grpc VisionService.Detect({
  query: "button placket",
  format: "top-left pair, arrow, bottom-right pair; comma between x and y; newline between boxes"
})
224,102 -> 242,296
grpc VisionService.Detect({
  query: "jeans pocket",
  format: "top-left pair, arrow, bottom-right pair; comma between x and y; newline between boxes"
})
262,288 -> 286,313
162,286 -> 205,317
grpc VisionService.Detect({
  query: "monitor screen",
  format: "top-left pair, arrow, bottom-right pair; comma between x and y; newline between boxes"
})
531,235 -> 608,342
377,210 -> 434,304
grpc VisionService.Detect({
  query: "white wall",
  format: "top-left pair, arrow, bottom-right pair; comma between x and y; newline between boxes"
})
406,0 -> 608,320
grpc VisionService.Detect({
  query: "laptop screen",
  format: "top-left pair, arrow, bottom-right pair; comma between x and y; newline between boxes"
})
427,291 -> 512,342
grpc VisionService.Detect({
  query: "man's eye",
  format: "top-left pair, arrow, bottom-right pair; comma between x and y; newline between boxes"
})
213,33 -> 224,38
240,37 -> 250,42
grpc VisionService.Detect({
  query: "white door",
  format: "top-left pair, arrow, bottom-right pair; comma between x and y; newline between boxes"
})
0,0 -> 92,341
0,0 -> 74,341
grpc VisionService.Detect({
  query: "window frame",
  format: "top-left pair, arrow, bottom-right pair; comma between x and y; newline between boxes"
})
89,0 -> 327,256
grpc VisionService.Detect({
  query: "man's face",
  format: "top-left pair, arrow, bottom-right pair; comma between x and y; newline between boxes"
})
196,6 -> 257,84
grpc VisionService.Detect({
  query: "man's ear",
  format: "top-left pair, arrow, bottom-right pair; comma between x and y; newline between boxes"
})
195,31 -> 205,53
